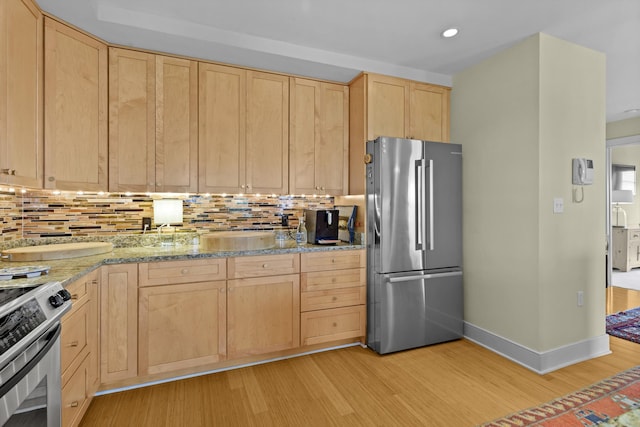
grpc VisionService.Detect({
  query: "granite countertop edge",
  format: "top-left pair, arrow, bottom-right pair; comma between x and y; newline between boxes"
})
0,242 -> 365,289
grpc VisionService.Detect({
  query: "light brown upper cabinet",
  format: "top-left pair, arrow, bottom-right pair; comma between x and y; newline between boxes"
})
44,18 -> 108,191
108,48 -> 198,193
0,0 -> 43,188
290,78 -> 349,196
199,63 -> 289,194
349,72 -> 450,194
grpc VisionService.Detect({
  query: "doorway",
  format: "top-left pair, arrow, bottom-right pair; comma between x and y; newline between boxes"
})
607,134 -> 640,290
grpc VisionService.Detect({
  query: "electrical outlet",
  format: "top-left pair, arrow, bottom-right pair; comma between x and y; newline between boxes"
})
142,217 -> 152,231
577,291 -> 584,307
553,197 -> 564,214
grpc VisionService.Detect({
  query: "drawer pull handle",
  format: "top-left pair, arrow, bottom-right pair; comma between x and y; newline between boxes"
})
70,294 -> 79,300
91,279 -> 98,285
68,341 -> 79,348
69,401 -> 79,408
181,269 -> 189,274
331,259 -> 336,263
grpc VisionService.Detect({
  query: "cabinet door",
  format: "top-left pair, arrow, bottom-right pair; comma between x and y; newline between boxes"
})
100,264 -> 138,384
44,17 -> 107,191
367,73 -> 409,140
246,71 -> 289,194
139,280 -> 226,375
317,82 -> 348,195
0,0 -> 43,188
198,63 -> 246,194
289,78 -> 320,195
290,78 -> 348,196
228,274 -> 300,358
108,48 -> 155,192
155,55 -> 198,193
409,82 -> 450,142
86,270 -> 100,395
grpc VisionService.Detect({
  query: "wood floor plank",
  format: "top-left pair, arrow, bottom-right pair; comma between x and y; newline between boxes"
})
81,287 -> 640,426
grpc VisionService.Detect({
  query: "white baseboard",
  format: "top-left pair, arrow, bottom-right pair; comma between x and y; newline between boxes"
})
464,321 -> 611,374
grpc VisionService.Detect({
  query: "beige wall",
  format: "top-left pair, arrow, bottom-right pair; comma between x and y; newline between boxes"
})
452,33 -> 606,354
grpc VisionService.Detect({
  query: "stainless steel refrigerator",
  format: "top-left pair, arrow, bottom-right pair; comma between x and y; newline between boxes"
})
366,136 -> 463,354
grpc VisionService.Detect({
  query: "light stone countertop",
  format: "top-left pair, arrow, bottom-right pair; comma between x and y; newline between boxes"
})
0,240 -> 365,289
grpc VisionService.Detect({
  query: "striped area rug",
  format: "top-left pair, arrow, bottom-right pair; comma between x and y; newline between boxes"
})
606,307 -> 640,344
480,366 -> 640,426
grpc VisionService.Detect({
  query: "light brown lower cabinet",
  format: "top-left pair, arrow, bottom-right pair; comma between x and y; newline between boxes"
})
60,270 -> 99,427
227,274 -> 301,358
138,280 -> 227,375
300,249 -> 366,346
100,264 -> 138,384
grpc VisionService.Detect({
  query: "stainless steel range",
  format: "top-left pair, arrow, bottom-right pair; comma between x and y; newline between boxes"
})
0,282 -> 72,426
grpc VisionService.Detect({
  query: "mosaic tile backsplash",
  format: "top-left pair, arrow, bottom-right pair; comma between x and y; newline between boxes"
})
0,189 -> 333,247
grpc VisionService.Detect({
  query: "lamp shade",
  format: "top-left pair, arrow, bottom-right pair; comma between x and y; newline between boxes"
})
612,190 -> 634,204
153,199 -> 183,224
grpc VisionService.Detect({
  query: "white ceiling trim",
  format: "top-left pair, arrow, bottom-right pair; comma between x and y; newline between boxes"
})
96,3 -> 452,86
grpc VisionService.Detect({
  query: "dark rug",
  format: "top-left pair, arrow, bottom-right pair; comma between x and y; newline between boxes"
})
480,366 -> 640,426
607,307 -> 640,344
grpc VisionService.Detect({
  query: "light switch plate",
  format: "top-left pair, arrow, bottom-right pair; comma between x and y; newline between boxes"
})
553,197 -> 564,214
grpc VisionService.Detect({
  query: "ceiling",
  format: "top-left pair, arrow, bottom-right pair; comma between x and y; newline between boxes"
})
37,0 -> 640,123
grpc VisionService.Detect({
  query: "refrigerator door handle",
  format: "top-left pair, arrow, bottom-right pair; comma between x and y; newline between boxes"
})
388,270 -> 463,282
415,159 -> 425,250
427,159 -> 434,251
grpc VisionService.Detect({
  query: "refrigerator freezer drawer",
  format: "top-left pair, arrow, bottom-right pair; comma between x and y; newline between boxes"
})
368,270 -> 463,354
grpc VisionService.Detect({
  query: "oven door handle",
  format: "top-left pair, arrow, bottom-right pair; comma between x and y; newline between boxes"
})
0,323 -> 61,398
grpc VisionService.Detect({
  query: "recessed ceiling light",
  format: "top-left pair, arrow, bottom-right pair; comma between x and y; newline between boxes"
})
442,28 -> 459,38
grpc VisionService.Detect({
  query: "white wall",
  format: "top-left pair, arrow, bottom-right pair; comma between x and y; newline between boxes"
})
452,33 -> 607,371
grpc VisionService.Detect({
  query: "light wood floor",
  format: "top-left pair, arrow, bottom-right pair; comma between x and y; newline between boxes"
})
80,286 -> 640,427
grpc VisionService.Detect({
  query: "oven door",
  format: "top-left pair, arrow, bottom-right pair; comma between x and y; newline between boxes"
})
0,323 -> 62,427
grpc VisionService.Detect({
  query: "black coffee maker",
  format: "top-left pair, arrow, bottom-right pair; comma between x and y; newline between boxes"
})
304,209 -> 339,244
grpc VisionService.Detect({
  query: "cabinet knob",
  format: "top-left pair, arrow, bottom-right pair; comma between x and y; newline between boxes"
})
331,278 -> 337,283
262,263 -> 268,268
247,184 -> 251,189
240,185 -> 245,189
332,296 -> 338,301
332,322 -> 338,327
181,269 -> 189,275
1,169 -> 16,175
331,259 -> 336,263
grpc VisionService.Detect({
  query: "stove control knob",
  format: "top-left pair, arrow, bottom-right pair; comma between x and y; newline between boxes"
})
49,293 -> 64,308
58,289 -> 72,301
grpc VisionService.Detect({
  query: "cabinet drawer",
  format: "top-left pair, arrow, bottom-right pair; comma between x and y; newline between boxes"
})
301,268 -> 365,292
139,258 -> 226,286
61,302 -> 89,379
62,354 -> 90,427
301,286 -> 365,312
65,275 -> 91,314
301,305 -> 366,346
228,254 -> 300,278
301,250 -> 365,272
629,230 -> 640,242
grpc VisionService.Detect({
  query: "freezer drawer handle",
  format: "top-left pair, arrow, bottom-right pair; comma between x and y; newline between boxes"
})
388,271 -> 463,282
